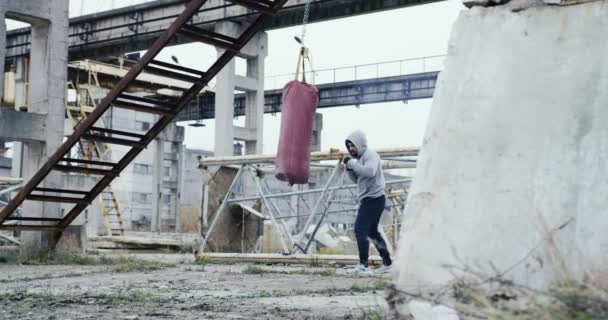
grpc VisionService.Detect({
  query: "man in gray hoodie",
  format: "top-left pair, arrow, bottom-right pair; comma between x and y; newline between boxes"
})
343,130 -> 392,273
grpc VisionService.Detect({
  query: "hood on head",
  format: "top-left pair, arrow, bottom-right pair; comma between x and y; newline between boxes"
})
345,130 -> 368,158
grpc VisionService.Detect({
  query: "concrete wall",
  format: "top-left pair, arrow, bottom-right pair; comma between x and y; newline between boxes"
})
396,0 -> 608,291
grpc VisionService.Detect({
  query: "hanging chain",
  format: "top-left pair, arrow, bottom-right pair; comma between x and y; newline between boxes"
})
300,0 -> 312,47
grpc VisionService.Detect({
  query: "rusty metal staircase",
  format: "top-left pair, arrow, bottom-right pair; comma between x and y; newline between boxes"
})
0,0 -> 287,237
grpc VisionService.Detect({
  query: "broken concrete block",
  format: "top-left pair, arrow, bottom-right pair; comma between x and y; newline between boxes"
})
462,0 -> 511,8
397,0 -> 608,296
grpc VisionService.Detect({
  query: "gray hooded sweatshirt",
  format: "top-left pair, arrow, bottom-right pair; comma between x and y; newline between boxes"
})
345,130 -> 386,201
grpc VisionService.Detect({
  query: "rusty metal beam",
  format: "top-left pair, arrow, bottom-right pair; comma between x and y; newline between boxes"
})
5,217 -> 63,222
60,158 -> 116,167
32,187 -> 90,195
0,225 -> 61,231
25,194 -> 89,204
54,165 -> 116,176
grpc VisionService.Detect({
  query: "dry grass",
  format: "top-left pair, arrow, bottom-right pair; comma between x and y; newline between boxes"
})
0,252 -> 171,273
243,264 -> 337,277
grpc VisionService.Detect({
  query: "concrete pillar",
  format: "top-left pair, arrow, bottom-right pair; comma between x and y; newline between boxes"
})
14,58 -> 26,111
312,113 -> 323,152
244,45 -> 267,154
152,123 -> 184,232
15,0 -> 69,252
10,141 -> 22,178
11,58 -> 27,179
214,22 -> 267,156
173,142 -> 183,232
151,138 -> 163,233
0,12 -> 6,104
213,22 -> 238,157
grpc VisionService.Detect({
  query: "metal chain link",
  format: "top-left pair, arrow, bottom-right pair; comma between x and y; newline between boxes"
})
300,0 -> 312,47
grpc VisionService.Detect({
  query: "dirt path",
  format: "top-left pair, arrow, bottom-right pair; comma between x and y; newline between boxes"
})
0,258 -> 392,319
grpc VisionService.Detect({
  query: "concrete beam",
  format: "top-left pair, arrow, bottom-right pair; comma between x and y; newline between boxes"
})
234,75 -> 258,92
6,0 -> 443,61
0,109 -> 46,142
233,125 -> 257,142
2,1 -> 52,23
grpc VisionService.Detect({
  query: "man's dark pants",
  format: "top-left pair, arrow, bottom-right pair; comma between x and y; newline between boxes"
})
354,195 -> 392,267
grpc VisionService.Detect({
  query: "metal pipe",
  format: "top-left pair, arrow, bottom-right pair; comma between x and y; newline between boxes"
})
275,203 -> 405,220
227,178 -> 411,203
0,177 -> 24,184
0,184 -> 23,197
251,169 -> 290,254
199,147 -> 419,167
261,177 -> 296,247
308,160 -> 416,169
296,161 -> 341,247
303,169 -> 348,253
0,233 -> 20,245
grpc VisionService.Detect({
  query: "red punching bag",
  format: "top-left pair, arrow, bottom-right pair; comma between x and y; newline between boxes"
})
275,48 -> 319,185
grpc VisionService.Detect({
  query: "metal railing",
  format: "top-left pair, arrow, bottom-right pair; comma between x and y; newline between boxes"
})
265,54 -> 445,90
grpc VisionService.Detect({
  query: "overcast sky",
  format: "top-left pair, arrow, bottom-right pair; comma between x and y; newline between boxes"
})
8,0 -> 465,154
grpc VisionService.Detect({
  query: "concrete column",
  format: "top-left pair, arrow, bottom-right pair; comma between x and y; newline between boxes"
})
0,11 -> 6,104
18,0 -> 69,251
214,23 -> 267,156
151,138 -> 163,233
10,142 -> 22,178
312,113 -> 323,152
11,58 -> 27,179
154,123 -> 184,232
214,22 -> 239,157
174,142 -> 183,232
14,58 -> 26,111
244,33 -> 267,154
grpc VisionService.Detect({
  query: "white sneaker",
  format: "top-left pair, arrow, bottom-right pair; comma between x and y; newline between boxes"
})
348,263 -> 370,274
374,264 -> 392,274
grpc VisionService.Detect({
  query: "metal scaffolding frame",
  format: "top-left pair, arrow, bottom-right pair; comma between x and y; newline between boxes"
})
0,177 -> 23,244
198,148 -> 415,255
